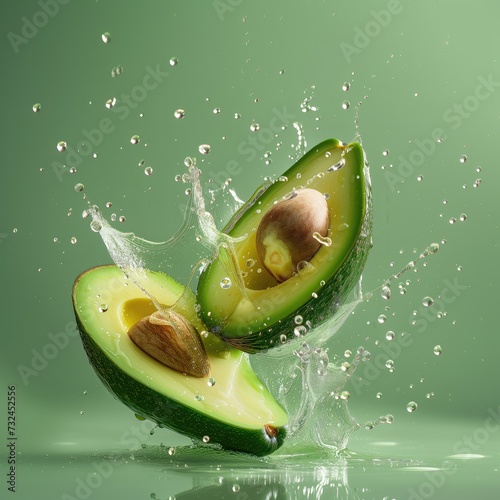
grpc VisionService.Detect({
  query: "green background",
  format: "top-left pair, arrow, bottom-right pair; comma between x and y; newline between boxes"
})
1,0 -> 499,498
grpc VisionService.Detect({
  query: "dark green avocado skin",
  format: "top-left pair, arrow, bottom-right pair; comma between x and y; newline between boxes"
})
198,139 -> 373,353
75,315 -> 286,456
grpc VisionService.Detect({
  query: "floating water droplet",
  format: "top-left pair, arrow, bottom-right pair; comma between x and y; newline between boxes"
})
168,447 -> 176,456
433,345 -> 442,356
341,100 -> 350,110
457,265 -> 463,272
344,349 -> 352,358
327,158 -> 345,172
340,391 -> 350,400
57,141 -> 67,152
98,304 -> 108,313
232,484 -> 240,493
220,277 -> 232,289
377,314 -> 387,324
312,232 -> 332,246
207,377 -> 216,387
385,359 -> 394,370
422,296 -> 434,307
279,69 -> 285,75
90,220 -> 102,233
342,82 -> 350,91
406,401 -> 418,412
194,394 -> 204,401
130,135 -> 140,145
382,149 -> 389,157
376,392 -> 382,399
449,217 -> 457,224
202,435 -> 210,443
101,32 -> 111,43
32,103 -> 42,113
144,166 -> 153,176
70,236 -> 77,244
381,285 -> 391,300
174,109 -> 185,119
280,334 -> 287,343
426,392 -> 435,399
212,107 -> 221,114
250,122 -> 260,132
294,325 -> 307,337
74,183 -> 84,193
169,57 -> 178,66
118,216 -> 125,223
294,315 -> 303,325
198,144 -> 211,155
459,213 -> 467,222
417,175 -> 423,182
428,242 -> 439,254
459,154 -> 467,164
386,330 -> 395,341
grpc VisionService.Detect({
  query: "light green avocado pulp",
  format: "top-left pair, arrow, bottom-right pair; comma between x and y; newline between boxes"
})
73,265 -> 288,455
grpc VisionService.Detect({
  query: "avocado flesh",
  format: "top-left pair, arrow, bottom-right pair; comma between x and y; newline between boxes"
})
72,265 -> 288,456
197,139 -> 371,352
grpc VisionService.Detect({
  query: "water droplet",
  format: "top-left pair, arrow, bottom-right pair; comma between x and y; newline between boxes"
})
98,304 -> 108,313
105,97 -> 117,109
194,394 -> 204,401
341,100 -> 350,110
169,57 -> 178,66
280,334 -> 287,343
449,217 -> 457,225
342,82 -> 350,91
250,122 -> 260,132
426,392 -> 435,399
376,392 -> 382,399
340,390 -> 350,400
457,265 -> 463,272
119,215 -> 126,223
232,484 -> 240,493
202,435 -> 210,443
406,401 -> 418,412
385,359 -> 394,370
220,277 -> 232,289
381,285 -> 391,300
57,141 -> 67,152
74,183 -> 84,192
433,345 -> 442,356
101,32 -> 111,43
212,107 -> 221,114
312,232 -> 332,246
53,237 -> 59,243
198,144 -> 211,155
174,109 -> 185,119
105,201 -> 112,208
90,220 -> 102,233
382,149 -> 389,157
459,213 -> 467,222
386,330 -> 395,341
344,349 -> 352,358
377,314 -> 387,324
207,377 -> 216,387
327,158 -> 346,172
294,315 -> 303,325
422,296 -> 434,307
144,166 -> 153,176
70,237 -> 77,244
32,103 -> 42,113
341,361 -> 351,372
130,135 -> 140,145
428,242 -> 439,254
459,154 -> 467,164
417,175 -> 423,182
292,325 -> 307,337
168,447 -> 176,456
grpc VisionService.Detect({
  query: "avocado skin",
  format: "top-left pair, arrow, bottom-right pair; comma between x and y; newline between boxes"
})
199,140 -> 373,353
74,311 -> 286,456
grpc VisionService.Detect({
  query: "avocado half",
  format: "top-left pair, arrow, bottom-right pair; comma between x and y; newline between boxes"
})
197,138 -> 372,352
72,265 -> 288,456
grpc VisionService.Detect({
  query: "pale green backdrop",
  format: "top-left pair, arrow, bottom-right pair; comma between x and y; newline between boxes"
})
1,0 -> 499,498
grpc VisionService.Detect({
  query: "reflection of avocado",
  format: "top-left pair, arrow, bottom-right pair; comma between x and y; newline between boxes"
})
72,265 -> 288,456
197,139 -> 372,352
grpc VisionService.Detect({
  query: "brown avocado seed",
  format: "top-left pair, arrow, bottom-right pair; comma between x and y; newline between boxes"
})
256,188 -> 329,282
